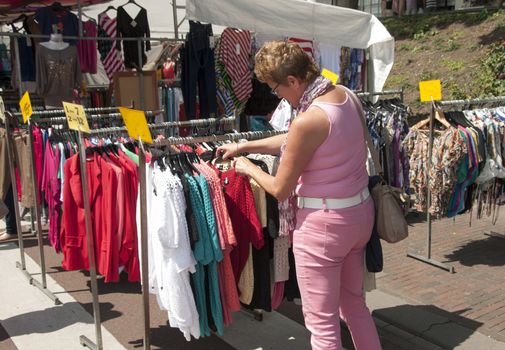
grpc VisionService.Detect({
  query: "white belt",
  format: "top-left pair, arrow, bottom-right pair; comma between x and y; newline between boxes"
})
297,188 -> 370,209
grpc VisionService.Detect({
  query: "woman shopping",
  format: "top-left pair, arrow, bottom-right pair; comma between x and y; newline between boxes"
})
218,41 -> 381,350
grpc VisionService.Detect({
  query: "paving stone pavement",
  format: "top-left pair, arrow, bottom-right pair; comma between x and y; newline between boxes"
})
377,207 -> 505,343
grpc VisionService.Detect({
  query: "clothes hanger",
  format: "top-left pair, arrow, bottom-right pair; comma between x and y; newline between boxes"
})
120,0 -> 143,9
81,12 -> 97,23
51,2 -> 67,12
99,5 -> 117,17
9,14 -> 27,26
434,108 -> 452,129
411,107 -> 451,131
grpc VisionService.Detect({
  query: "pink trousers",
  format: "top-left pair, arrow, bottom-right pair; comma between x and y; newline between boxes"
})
293,197 -> 381,350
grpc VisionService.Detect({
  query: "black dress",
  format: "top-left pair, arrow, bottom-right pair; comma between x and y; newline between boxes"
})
116,6 -> 151,69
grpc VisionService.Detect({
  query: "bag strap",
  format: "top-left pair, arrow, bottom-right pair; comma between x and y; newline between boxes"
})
340,85 -> 383,175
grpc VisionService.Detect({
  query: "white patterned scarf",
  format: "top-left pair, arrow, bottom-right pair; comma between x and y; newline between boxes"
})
278,75 -> 333,237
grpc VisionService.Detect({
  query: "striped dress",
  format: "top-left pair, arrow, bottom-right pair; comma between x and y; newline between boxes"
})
97,13 -> 125,82
220,28 -> 253,103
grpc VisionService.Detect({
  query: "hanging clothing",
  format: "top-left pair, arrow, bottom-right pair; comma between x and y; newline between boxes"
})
220,28 -> 253,102
34,6 -> 79,44
10,36 -> 36,85
116,6 -> 151,69
41,139 -> 62,252
35,44 -> 82,107
217,168 -> 264,287
77,20 -> 98,74
181,21 -> 218,119
147,164 -> 200,341
97,13 -> 125,82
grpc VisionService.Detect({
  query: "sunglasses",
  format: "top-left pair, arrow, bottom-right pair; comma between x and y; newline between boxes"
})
271,83 -> 280,97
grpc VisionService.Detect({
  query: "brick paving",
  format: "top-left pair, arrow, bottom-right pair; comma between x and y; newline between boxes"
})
377,207 -> 505,342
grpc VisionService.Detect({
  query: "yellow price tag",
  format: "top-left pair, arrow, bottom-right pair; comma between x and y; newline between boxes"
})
321,68 -> 339,85
19,91 -> 33,124
419,80 -> 442,102
63,102 -> 91,133
119,107 -> 153,144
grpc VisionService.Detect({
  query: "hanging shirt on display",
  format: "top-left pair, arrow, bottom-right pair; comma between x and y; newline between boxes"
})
220,28 -> 253,102
77,20 -> 98,74
97,12 -> 125,82
36,38 -> 82,107
116,5 -> 151,69
34,6 -> 79,44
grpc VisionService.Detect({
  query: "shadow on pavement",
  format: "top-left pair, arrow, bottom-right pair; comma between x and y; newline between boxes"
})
444,234 -> 505,266
373,303 -> 483,349
129,323 -> 235,350
0,302 -> 121,341
406,211 -> 427,225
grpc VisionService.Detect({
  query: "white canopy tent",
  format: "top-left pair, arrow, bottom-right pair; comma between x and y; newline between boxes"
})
81,0 -> 394,92
186,0 -> 394,94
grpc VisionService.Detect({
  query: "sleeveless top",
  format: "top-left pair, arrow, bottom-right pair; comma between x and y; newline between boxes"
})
295,92 -> 369,198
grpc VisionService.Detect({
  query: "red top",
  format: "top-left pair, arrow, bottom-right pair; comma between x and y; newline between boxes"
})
60,153 -> 123,283
216,167 -> 263,285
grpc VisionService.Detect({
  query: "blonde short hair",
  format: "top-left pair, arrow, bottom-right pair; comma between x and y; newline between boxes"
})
254,41 -> 319,84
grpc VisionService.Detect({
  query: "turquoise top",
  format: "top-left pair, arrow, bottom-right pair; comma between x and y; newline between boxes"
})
185,174 -> 224,337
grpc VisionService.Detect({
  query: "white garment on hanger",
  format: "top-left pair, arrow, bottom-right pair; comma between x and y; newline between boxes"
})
40,34 -> 69,50
270,99 -> 292,131
142,164 -> 200,341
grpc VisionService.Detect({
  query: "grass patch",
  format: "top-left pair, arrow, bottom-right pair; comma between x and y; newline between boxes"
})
386,74 -> 410,87
442,59 -> 465,71
473,42 -> 505,96
443,80 -> 468,100
419,71 -> 436,81
443,39 -> 462,51
397,43 -> 412,51
412,44 -> 431,53
382,10 -> 497,40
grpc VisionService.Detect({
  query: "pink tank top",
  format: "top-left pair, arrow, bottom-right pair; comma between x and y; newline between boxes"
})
295,93 -> 368,198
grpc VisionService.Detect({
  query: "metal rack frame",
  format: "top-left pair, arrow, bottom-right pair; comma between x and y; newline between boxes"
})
407,95 -> 505,273
81,115 -> 240,350
4,111 -> 64,303
357,88 -> 404,103
1,7 -> 183,348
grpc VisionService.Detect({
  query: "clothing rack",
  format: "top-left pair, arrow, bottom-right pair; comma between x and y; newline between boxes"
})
88,116 -> 236,136
12,106 -> 124,118
1,21 -> 184,350
407,95 -> 505,273
3,111 -> 64,303
78,116 -> 240,349
357,88 -> 404,103
26,109 -> 163,125
152,129 -> 287,147
437,96 -> 505,107
2,30 -> 180,134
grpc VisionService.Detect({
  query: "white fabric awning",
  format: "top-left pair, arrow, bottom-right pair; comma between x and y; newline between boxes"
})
186,0 -> 394,93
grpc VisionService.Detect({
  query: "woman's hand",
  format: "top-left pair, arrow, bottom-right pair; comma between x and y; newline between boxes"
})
217,142 -> 240,160
232,156 -> 255,177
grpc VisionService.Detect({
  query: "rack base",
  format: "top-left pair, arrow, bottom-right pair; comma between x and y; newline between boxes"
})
407,252 -> 455,273
16,261 -> 62,305
80,335 -> 99,350
242,307 -> 263,321
16,261 -> 33,283
484,231 -> 505,240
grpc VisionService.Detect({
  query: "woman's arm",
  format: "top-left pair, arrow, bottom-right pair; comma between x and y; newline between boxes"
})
234,109 -> 329,201
218,133 -> 287,159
